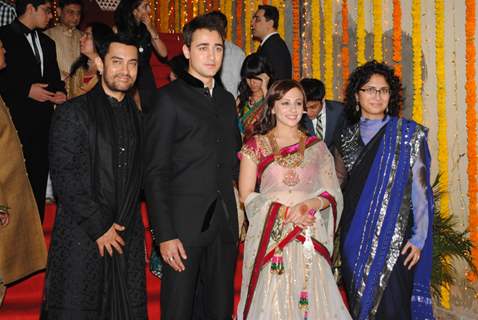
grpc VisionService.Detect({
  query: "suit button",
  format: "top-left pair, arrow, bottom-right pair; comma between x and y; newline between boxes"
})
216,163 -> 221,168
216,138 -> 221,143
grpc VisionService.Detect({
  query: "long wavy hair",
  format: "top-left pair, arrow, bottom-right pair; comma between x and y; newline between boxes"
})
114,0 -> 148,41
237,53 -> 273,116
344,60 -> 403,124
253,79 -> 308,136
70,23 -> 114,76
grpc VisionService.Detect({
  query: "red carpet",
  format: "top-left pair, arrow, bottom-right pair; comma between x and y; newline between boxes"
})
0,204 -> 243,319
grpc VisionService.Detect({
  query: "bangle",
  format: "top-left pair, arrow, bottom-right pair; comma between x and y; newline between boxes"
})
316,197 -> 324,211
151,35 -> 159,40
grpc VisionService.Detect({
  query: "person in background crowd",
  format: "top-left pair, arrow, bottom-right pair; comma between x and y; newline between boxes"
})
44,0 -> 82,88
0,37 -> 47,308
41,33 -> 146,319
236,80 -> 350,319
0,0 -> 66,221
206,10 -> 245,99
236,53 -> 272,141
68,22 -> 113,98
300,78 -> 346,151
144,14 -> 241,320
0,0 -> 16,27
114,0 -> 167,112
336,60 -> 434,320
251,4 -> 291,80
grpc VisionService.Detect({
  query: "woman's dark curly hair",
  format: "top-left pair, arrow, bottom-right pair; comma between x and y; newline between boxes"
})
114,0 -> 148,41
253,79 -> 308,136
237,53 -> 273,116
344,60 -> 403,124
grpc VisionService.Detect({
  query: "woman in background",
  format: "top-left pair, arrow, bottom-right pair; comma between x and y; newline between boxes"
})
114,0 -> 167,111
236,53 -> 272,141
67,22 -> 113,98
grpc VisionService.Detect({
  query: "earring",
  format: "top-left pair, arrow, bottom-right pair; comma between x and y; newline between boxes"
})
386,107 -> 389,113
355,104 -> 360,112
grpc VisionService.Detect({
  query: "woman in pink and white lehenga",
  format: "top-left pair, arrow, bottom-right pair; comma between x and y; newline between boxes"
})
236,79 -> 351,320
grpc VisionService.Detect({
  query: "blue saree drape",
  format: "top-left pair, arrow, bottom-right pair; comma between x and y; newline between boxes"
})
339,117 -> 434,320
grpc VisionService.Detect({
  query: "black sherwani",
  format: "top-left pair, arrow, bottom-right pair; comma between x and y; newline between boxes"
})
144,73 -> 242,319
41,84 -> 146,320
256,33 -> 292,80
0,20 -> 65,219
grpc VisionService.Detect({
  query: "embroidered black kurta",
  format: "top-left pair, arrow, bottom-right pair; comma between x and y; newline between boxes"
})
41,84 -> 146,320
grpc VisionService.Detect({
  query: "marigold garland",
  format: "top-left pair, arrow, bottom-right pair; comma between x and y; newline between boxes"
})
411,0 -> 423,124
169,0 -> 175,32
356,0 -> 366,65
278,0 -> 285,42
392,0 -> 401,78
324,0 -> 333,97
224,0 -> 232,41
235,0 -> 243,47
311,0 -> 321,79
466,0 -> 478,283
245,0 -> 253,55
341,0 -> 349,89
372,0 -> 382,61
292,0 -> 300,79
435,0 -> 451,308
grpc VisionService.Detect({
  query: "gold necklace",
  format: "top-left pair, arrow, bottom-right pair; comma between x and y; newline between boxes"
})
267,130 -> 307,168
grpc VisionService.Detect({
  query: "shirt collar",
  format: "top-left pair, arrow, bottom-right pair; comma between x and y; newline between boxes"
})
15,19 -> 35,35
260,31 -> 278,46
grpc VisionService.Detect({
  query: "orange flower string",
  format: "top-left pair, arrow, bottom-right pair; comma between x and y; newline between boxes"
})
466,0 -> 478,282
323,0 -> 333,98
392,0 -> 401,78
235,0 -> 243,47
341,0 -> 349,89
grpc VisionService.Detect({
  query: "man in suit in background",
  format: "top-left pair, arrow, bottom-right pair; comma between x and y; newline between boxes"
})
144,14 -> 241,320
300,78 -> 346,151
0,0 -> 66,220
252,4 -> 292,80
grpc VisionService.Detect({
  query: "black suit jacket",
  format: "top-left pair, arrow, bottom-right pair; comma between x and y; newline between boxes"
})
144,73 -> 242,246
0,20 -> 64,218
0,20 -> 64,132
257,33 -> 292,80
305,99 -> 346,150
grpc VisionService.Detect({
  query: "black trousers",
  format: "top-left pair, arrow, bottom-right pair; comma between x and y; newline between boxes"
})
160,234 -> 237,320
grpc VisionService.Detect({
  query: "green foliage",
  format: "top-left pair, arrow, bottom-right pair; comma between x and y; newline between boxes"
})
431,175 -> 476,300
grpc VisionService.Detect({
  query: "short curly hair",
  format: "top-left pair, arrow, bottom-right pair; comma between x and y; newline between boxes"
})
344,60 -> 403,124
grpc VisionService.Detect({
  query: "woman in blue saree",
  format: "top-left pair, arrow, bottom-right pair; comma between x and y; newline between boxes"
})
335,61 -> 434,320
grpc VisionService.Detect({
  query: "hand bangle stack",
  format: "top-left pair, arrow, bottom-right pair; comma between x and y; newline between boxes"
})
151,35 -> 159,40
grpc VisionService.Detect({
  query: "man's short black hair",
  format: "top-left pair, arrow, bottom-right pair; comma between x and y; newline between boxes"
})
98,32 -> 138,61
258,5 -> 279,29
16,0 -> 50,16
59,0 -> 82,8
300,78 -> 325,102
182,14 -> 225,47
205,10 -> 227,30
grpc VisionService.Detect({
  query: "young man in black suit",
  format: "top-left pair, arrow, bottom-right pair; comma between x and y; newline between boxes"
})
252,4 -> 292,80
144,14 -> 241,320
300,78 -> 347,151
0,0 -> 65,220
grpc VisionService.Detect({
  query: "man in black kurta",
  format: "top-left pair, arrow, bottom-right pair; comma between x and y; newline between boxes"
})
144,15 -> 242,320
41,34 -> 146,319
